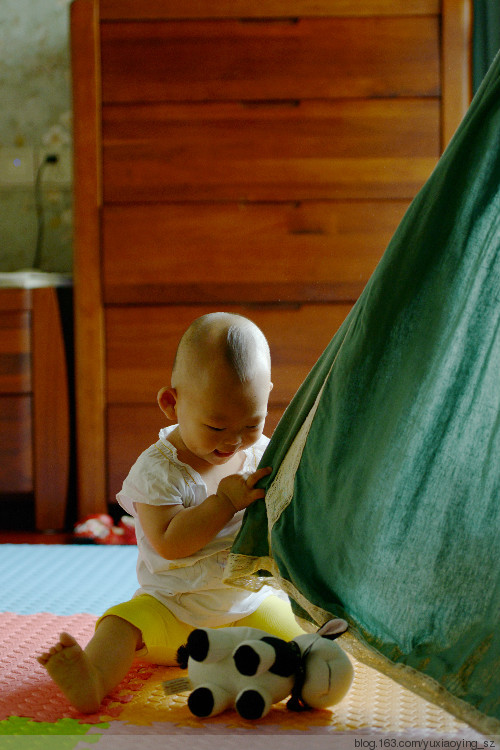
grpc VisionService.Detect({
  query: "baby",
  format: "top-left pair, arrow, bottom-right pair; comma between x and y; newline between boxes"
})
38,312 -> 303,712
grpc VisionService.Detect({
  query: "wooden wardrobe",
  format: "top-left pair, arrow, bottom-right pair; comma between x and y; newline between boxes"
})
70,0 -> 472,516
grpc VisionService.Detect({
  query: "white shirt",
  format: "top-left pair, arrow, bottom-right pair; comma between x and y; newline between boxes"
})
117,425 -> 274,626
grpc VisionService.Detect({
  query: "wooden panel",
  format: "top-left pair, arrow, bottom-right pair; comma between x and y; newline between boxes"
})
100,0 -> 440,20
105,304 -> 351,406
0,396 -> 32,493
103,100 -> 439,202
0,310 -> 31,394
0,288 -> 32,313
71,0 -> 108,516
108,401 -> 291,504
107,404 -> 165,504
101,18 -> 439,103
441,0 -> 472,148
102,201 -> 409,305
32,288 -> 70,531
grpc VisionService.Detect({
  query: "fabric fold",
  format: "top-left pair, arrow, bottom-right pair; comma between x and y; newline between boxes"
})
225,51 -> 500,736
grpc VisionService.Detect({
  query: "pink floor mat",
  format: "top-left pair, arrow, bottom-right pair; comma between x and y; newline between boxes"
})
0,613 -> 478,739
0,613 -> 155,725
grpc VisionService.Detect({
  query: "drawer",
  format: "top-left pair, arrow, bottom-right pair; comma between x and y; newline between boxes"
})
108,401 -> 294,504
0,396 -> 33,493
100,0 -> 440,21
102,201 -> 409,305
102,99 -> 439,202
0,310 -> 31,394
105,304 -> 352,407
100,17 -> 439,103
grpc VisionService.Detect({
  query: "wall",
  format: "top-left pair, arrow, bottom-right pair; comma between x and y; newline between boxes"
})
0,0 -> 73,273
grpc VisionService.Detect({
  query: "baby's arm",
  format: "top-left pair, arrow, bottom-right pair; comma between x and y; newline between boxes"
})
136,466 -> 271,560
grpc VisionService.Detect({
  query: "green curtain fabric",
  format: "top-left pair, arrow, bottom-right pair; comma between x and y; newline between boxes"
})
225,51 -> 500,735
473,0 -> 500,92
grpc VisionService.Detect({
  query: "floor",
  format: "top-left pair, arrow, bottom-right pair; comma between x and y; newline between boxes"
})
0,531 -> 74,544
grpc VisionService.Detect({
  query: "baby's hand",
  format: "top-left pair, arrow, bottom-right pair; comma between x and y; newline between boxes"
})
216,467 -> 272,512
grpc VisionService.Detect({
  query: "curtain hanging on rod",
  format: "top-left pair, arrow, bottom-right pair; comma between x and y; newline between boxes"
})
225,50 -> 500,737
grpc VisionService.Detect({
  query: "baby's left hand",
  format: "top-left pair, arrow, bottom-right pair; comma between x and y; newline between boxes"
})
216,467 -> 272,512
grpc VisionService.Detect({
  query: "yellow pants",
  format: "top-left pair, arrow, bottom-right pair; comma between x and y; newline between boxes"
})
98,593 -> 304,665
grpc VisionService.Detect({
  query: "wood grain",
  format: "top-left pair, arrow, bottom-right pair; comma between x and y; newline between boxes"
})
101,17 -> 439,103
100,0 -> 440,20
441,0 -> 472,148
71,0 -> 107,515
32,288 -> 70,531
0,396 -> 32,493
0,309 -> 31,394
0,290 -> 33,497
105,303 -> 351,406
103,100 -> 439,202
102,201 -> 409,304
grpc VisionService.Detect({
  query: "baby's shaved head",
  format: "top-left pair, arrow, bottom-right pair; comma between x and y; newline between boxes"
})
172,313 -> 271,389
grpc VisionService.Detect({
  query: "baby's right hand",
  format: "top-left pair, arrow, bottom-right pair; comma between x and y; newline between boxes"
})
216,467 -> 272,512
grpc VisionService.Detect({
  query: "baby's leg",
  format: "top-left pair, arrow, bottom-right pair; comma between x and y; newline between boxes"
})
37,615 -> 141,713
237,595 -> 305,640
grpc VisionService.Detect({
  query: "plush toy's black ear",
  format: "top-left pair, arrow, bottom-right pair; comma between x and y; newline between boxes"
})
176,643 -> 189,669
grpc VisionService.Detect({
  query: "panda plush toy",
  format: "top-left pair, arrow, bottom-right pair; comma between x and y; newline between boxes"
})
164,619 -> 353,720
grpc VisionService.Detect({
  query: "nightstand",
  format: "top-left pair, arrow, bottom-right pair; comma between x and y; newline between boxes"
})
0,283 -> 72,531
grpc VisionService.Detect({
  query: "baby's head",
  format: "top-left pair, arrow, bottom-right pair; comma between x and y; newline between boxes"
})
158,313 -> 272,466
172,312 -> 271,388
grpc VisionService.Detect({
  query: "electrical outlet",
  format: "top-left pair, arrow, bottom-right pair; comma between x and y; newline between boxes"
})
36,148 -> 73,186
0,147 -> 35,186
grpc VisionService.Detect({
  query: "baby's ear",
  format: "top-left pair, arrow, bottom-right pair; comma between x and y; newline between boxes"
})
158,387 -> 177,421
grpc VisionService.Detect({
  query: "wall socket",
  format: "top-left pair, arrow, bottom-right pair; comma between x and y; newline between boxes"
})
0,146 -> 72,187
36,148 -> 73,186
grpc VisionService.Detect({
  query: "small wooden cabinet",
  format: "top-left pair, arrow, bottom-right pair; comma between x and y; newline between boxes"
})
0,287 -> 70,530
71,0 -> 472,515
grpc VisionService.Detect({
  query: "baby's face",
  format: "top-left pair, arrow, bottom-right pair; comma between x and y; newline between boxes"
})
175,366 -> 271,468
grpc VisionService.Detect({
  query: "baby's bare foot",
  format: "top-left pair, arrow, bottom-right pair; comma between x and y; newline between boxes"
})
37,632 -> 103,713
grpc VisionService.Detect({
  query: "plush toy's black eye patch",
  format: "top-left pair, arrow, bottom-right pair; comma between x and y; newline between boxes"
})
261,637 -> 300,678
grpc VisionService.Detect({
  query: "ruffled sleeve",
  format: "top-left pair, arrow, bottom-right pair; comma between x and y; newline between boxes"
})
116,443 -> 186,517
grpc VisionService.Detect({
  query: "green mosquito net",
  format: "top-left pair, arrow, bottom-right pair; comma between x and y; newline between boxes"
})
225,52 -> 500,736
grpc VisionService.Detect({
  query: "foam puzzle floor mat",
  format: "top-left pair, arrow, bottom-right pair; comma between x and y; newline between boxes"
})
0,545 -> 490,748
